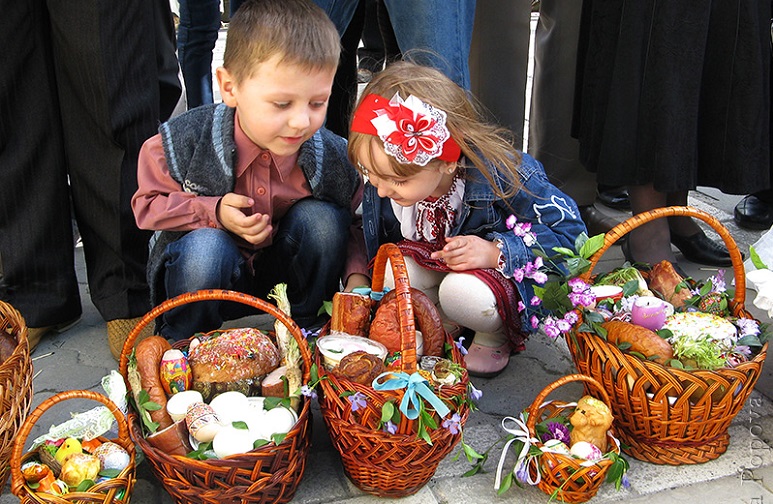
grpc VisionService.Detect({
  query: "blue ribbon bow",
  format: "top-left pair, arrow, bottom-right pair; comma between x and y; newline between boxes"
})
372,371 -> 450,420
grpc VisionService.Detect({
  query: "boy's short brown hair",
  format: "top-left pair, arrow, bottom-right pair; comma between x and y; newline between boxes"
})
224,0 -> 340,83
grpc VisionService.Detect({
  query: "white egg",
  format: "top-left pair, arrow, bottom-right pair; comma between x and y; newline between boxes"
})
209,391 -> 249,425
212,426 -> 256,458
167,390 -> 204,422
255,406 -> 298,440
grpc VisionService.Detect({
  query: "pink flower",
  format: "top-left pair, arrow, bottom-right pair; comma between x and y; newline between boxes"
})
517,301 -> 526,312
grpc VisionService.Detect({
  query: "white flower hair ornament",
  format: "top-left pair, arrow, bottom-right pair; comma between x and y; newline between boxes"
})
351,92 -> 462,166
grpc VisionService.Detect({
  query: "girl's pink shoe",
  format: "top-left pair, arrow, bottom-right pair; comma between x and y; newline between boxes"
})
463,342 -> 511,378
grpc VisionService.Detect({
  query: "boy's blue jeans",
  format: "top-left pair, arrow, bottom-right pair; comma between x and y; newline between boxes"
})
159,199 -> 350,340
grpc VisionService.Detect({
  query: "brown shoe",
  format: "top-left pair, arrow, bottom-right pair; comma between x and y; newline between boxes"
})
28,317 -> 81,352
107,316 -> 154,362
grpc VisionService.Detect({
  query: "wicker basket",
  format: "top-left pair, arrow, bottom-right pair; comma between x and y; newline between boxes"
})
10,389 -> 136,503
0,301 -> 34,493
118,289 -> 313,504
522,374 -> 620,504
316,243 -> 470,497
566,206 -> 768,465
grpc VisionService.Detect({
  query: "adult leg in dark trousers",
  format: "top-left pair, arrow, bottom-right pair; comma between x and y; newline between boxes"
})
0,0 -> 181,355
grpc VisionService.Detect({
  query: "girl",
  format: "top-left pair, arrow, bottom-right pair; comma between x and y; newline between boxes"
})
348,61 -> 587,377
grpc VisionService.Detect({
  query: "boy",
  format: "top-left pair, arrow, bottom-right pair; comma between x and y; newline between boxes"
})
132,0 -> 369,341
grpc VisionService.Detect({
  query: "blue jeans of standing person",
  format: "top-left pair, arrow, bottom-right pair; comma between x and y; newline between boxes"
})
313,0 -> 476,89
159,199 -> 351,340
177,0 -> 220,108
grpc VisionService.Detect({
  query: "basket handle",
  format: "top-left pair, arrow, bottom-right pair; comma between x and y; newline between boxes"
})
10,389 -> 132,495
118,289 -> 313,383
581,206 -> 747,311
370,243 -> 418,374
525,374 -> 611,432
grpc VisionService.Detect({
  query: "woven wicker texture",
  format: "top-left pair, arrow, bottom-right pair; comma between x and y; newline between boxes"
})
524,374 -> 619,504
567,206 -> 768,465
316,243 -> 470,497
0,301 -> 34,494
11,389 -> 136,503
118,289 -> 313,504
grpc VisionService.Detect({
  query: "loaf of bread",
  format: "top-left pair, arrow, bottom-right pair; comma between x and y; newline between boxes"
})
188,328 -> 280,401
369,288 -> 445,357
331,292 -> 373,336
601,320 -> 674,364
333,350 -> 385,385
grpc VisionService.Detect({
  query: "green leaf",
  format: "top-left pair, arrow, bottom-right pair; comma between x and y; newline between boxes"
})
253,439 -> 270,448
141,400 -> 161,412
317,300 -> 333,316
99,468 -> 121,478
497,472 -> 513,495
272,433 -> 287,445
381,402 -> 395,424
629,351 -> 647,360
232,421 -> 249,430
622,279 -> 640,297
668,359 -> 684,369
462,443 -> 485,463
737,334 -> 763,348
310,363 -> 319,383
617,342 -> 632,350
138,389 -> 151,404
553,246 -> 577,257
750,246 -> 768,270
579,233 -> 605,259
75,479 -> 95,492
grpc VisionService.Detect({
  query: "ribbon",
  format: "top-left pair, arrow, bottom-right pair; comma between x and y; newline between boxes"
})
494,413 -> 542,490
372,371 -> 450,420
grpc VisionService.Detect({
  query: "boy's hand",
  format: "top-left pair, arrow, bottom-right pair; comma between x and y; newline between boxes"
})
217,193 -> 273,245
430,235 -> 499,271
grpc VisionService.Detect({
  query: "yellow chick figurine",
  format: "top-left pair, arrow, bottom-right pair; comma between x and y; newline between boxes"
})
54,437 -> 82,464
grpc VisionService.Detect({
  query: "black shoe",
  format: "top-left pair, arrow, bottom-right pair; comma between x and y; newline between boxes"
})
734,194 -> 773,230
622,240 -> 687,276
670,231 -> 735,267
579,205 -> 621,237
597,185 -> 631,211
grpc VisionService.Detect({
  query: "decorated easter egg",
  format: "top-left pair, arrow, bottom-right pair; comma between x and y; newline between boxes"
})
93,441 -> 131,472
160,349 -> 192,394
570,441 -> 603,461
185,402 -> 223,442
21,461 -> 52,484
541,438 -> 571,456
167,390 -> 204,422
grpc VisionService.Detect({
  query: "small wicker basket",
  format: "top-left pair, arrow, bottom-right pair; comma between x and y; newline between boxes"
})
316,243 -> 470,498
10,389 -> 136,503
567,206 -> 768,464
522,374 -> 620,504
118,289 -> 313,504
0,301 -> 34,493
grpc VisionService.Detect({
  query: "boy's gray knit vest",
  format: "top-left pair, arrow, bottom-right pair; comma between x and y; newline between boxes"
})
146,103 -> 360,305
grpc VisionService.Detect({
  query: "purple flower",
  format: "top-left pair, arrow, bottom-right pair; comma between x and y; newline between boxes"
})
442,412 -> 462,435
506,215 -> 517,229
530,295 -> 542,306
568,277 -> 589,293
540,421 -> 570,444
563,311 -> 579,325
348,391 -> 367,412
301,328 -> 314,339
517,301 -> 526,313
530,271 -> 548,285
514,461 -> 530,484
530,316 -> 540,329
301,385 -> 317,400
513,268 -> 525,282
383,421 -> 397,434
556,318 -> 572,333
734,344 -> 752,356
709,269 -> 726,293
469,382 -> 483,401
621,473 -> 631,489
735,318 -> 760,337
543,317 -> 561,338
455,336 -> 469,356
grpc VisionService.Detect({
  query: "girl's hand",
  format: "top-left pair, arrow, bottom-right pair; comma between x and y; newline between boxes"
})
431,235 -> 500,271
217,193 -> 272,245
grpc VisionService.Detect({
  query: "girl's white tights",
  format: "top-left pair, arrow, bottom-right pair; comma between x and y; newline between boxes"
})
383,257 -> 507,348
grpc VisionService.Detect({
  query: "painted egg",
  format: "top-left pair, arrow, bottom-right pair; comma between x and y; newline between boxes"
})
92,441 -> 131,472
185,402 -> 223,442
209,391 -> 249,425
570,441 -> 603,461
541,439 -> 571,456
212,426 -> 256,458
160,349 -> 192,394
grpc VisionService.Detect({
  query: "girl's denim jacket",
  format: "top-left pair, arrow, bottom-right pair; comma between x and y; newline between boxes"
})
362,151 -> 587,327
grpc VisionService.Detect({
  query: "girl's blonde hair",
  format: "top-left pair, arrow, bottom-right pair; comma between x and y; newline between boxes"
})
348,61 -> 523,200
224,0 -> 340,84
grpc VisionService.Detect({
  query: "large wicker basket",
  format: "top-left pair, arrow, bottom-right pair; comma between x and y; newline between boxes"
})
0,301 -> 34,493
566,206 -> 768,465
10,389 -> 136,503
316,243 -> 470,497
522,374 -> 621,504
118,289 -> 313,504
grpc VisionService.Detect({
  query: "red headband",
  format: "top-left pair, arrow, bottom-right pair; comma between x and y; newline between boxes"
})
351,92 -> 462,166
